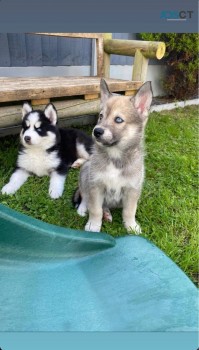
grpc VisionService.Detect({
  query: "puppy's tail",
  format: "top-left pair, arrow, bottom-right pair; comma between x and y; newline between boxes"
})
72,187 -> 82,208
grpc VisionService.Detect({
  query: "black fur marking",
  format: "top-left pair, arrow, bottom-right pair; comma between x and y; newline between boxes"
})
21,120 -> 30,134
18,144 -> 26,155
54,128 -> 93,175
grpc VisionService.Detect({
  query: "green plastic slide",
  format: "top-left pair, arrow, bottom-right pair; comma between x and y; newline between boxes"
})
0,203 -> 197,331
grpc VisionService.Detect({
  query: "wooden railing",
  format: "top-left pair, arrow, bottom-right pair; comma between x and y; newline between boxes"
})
35,33 -> 166,82
0,33 -> 166,134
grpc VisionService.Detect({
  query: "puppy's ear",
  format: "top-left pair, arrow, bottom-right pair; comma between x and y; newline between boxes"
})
131,82 -> 153,119
44,103 -> 57,125
100,78 -> 112,105
22,102 -> 32,119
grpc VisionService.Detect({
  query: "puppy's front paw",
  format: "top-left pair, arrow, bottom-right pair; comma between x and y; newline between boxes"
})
49,188 -> 63,199
124,221 -> 142,235
1,183 -> 16,195
85,220 -> 102,232
49,173 -> 66,199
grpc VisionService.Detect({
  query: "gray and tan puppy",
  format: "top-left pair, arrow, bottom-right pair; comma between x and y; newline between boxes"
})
74,79 -> 153,233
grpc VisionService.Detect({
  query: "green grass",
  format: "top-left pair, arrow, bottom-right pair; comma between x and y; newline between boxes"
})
0,105 -> 198,284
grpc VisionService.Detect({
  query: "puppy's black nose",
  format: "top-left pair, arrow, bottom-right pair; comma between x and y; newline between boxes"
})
94,127 -> 104,138
24,136 -> 31,143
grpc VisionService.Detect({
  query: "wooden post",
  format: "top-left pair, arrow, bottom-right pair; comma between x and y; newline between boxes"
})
96,37 -> 104,77
102,33 -> 112,78
132,49 -> 149,82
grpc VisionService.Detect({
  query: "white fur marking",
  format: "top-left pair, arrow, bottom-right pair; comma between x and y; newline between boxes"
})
101,129 -> 113,142
44,104 -> 57,125
77,199 -> 87,216
49,172 -> 66,199
76,142 -> 90,160
1,168 -> 29,195
27,112 -> 39,125
71,142 -> 90,168
106,146 -> 123,159
35,121 -> 41,128
71,158 -> 87,169
22,103 -> 32,118
21,112 -> 50,147
101,162 -> 142,191
85,220 -> 102,232
17,148 -> 60,177
124,220 -> 142,234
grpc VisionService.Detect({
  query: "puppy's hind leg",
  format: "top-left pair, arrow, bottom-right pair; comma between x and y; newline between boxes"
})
72,142 -> 91,169
71,158 -> 87,169
103,207 -> 112,222
72,187 -> 87,216
77,198 -> 88,217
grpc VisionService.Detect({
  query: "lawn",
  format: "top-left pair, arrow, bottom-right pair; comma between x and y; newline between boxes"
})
0,105 -> 198,285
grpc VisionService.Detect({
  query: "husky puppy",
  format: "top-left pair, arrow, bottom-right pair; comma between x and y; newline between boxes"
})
73,79 -> 153,233
1,102 -> 93,199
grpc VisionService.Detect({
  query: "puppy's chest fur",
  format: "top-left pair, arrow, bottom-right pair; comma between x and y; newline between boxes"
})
97,163 -> 124,206
91,156 -> 143,207
17,148 -> 60,176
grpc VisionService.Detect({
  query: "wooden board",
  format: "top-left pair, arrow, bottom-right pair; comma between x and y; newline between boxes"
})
0,98 -> 100,129
31,98 -> 50,105
84,93 -> 99,100
35,33 -> 103,39
0,77 -> 142,103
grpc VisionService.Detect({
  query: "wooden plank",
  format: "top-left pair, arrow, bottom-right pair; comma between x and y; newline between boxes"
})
0,98 -> 100,128
34,33 -> 103,39
31,98 -> 50,106
0,115 -> 97,137
0,77 -> 142,103
125,90 -> 136,96
84,94 -> 99,100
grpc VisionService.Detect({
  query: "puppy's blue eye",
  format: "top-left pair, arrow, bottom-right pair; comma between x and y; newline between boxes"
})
35,127 -> 42,132
115,116 -> 124,123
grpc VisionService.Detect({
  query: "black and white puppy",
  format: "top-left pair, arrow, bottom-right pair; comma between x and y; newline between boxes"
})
1,102 -> 93,199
